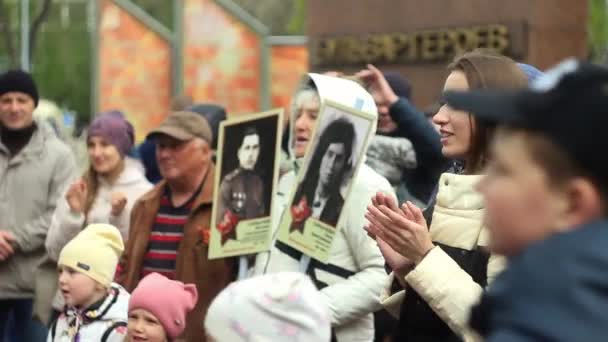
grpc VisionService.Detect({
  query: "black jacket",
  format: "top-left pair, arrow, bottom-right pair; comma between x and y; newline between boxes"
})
470,220 -> 608,341
379,98 -> 449,205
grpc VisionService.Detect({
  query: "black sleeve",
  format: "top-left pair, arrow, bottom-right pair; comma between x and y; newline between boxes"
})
389,98 -> 449,203
389,98 -> 446,172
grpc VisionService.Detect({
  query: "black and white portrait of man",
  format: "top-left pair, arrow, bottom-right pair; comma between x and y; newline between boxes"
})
291,117 -> 357,227
216,126 -> 266,225
210,110 -> 282,254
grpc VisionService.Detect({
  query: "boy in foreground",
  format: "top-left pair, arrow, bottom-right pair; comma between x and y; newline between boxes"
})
444,59 -> 608,341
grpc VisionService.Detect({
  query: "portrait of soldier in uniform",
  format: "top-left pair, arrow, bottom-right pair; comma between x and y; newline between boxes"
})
210,110 -> 281,254
216,127 -> 266,229
290,118 -> 356,231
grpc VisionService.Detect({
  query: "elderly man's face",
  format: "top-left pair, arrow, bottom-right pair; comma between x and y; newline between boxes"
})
237,133 -> 260,170
319,142 -> 346,188
156,135 -> 210,182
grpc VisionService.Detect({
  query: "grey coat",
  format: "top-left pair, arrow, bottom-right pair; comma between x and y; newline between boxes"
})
0,121 -> 76,299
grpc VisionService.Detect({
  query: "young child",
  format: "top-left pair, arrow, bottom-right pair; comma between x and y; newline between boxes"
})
205,272 -> 331,341
444,59 -> 608,341
48,223 -> 129,341
126,273 -> 198,342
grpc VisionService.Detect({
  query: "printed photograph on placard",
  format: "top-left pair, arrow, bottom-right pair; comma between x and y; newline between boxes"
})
276,100 -> 375,263
208,109 -> 283,259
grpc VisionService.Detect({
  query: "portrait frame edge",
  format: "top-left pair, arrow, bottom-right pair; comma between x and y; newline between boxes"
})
208,108 -> 285,260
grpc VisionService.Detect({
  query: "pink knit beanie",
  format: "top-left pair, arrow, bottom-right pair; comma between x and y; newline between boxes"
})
129,273 -> 198,339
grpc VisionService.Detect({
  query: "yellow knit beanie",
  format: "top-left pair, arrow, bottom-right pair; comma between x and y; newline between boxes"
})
58,224 -> 124,287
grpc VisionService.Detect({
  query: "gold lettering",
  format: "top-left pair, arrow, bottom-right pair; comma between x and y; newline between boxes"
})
344,36 -> 362,64
313,24 -> 512,67
333,37 -> 354,64
389,33 -> 411,62
445,29 -> 477,56
406,32 -> 420,61
420,31 -> 437,60
361,35 -> 382,62
436,30 -> 449,60
475,26 -> 490,48
488,25 -> 509,53
446,30 -> 463,56
316,38 -> 337,65
462,29 -> 480,52
376,34 -> 396,62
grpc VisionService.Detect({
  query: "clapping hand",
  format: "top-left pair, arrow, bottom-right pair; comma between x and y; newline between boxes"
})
365,192 -> 434,265
65,179 -> 88,213
110,192 -> 128,216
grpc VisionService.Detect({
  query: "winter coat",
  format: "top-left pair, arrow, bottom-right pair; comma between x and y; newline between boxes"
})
0,121 -> 76,299
365,134 -> 416,185
470,219 -> 608,342
381,173 -> 506,341
46,157 -> 153,261
48,283 -> 129,342
117,166 -> 237,341
253,164 -> 394,342
381,98 -> 449,205
252,75 -> 395,342
365,134 -> 418,204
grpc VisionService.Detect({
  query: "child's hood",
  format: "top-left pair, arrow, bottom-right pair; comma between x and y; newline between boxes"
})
94,282 -> 130,322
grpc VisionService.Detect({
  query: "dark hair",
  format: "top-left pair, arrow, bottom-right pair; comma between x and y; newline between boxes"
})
423,102 -> 441,119
384,72 -> 412,100
239,126 -> 260,158
171,94 -> 193,111
498,127 -> 608,216
293,118 -> 356,206
187,103 -> 227,150
447,49 -> 528,174
242,126 -> 259,141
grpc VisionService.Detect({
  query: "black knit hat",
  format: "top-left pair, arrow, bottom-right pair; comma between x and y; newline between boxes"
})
384,72 -> 412,100
0,70 -> 39,106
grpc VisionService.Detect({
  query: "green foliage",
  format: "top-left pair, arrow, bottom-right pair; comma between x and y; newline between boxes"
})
232,0 -> 305,34
0,0 -> 308,127
589,0 -> 608,62
31,1 -> 91,124
130,0 -> 173,30
0,0 -> 91,124
286,0 -> 306,35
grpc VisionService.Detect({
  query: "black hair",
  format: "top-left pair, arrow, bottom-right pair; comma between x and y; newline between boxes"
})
292,118 -> 356,207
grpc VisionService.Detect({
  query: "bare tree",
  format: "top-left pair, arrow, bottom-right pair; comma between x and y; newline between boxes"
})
29,0 -> 53,62
0,0 -> 18,67
0,0 -> 52,68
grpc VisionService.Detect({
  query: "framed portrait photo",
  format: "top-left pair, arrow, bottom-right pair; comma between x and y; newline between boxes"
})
208,109 -> 284,259
276,100 -> 375,263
